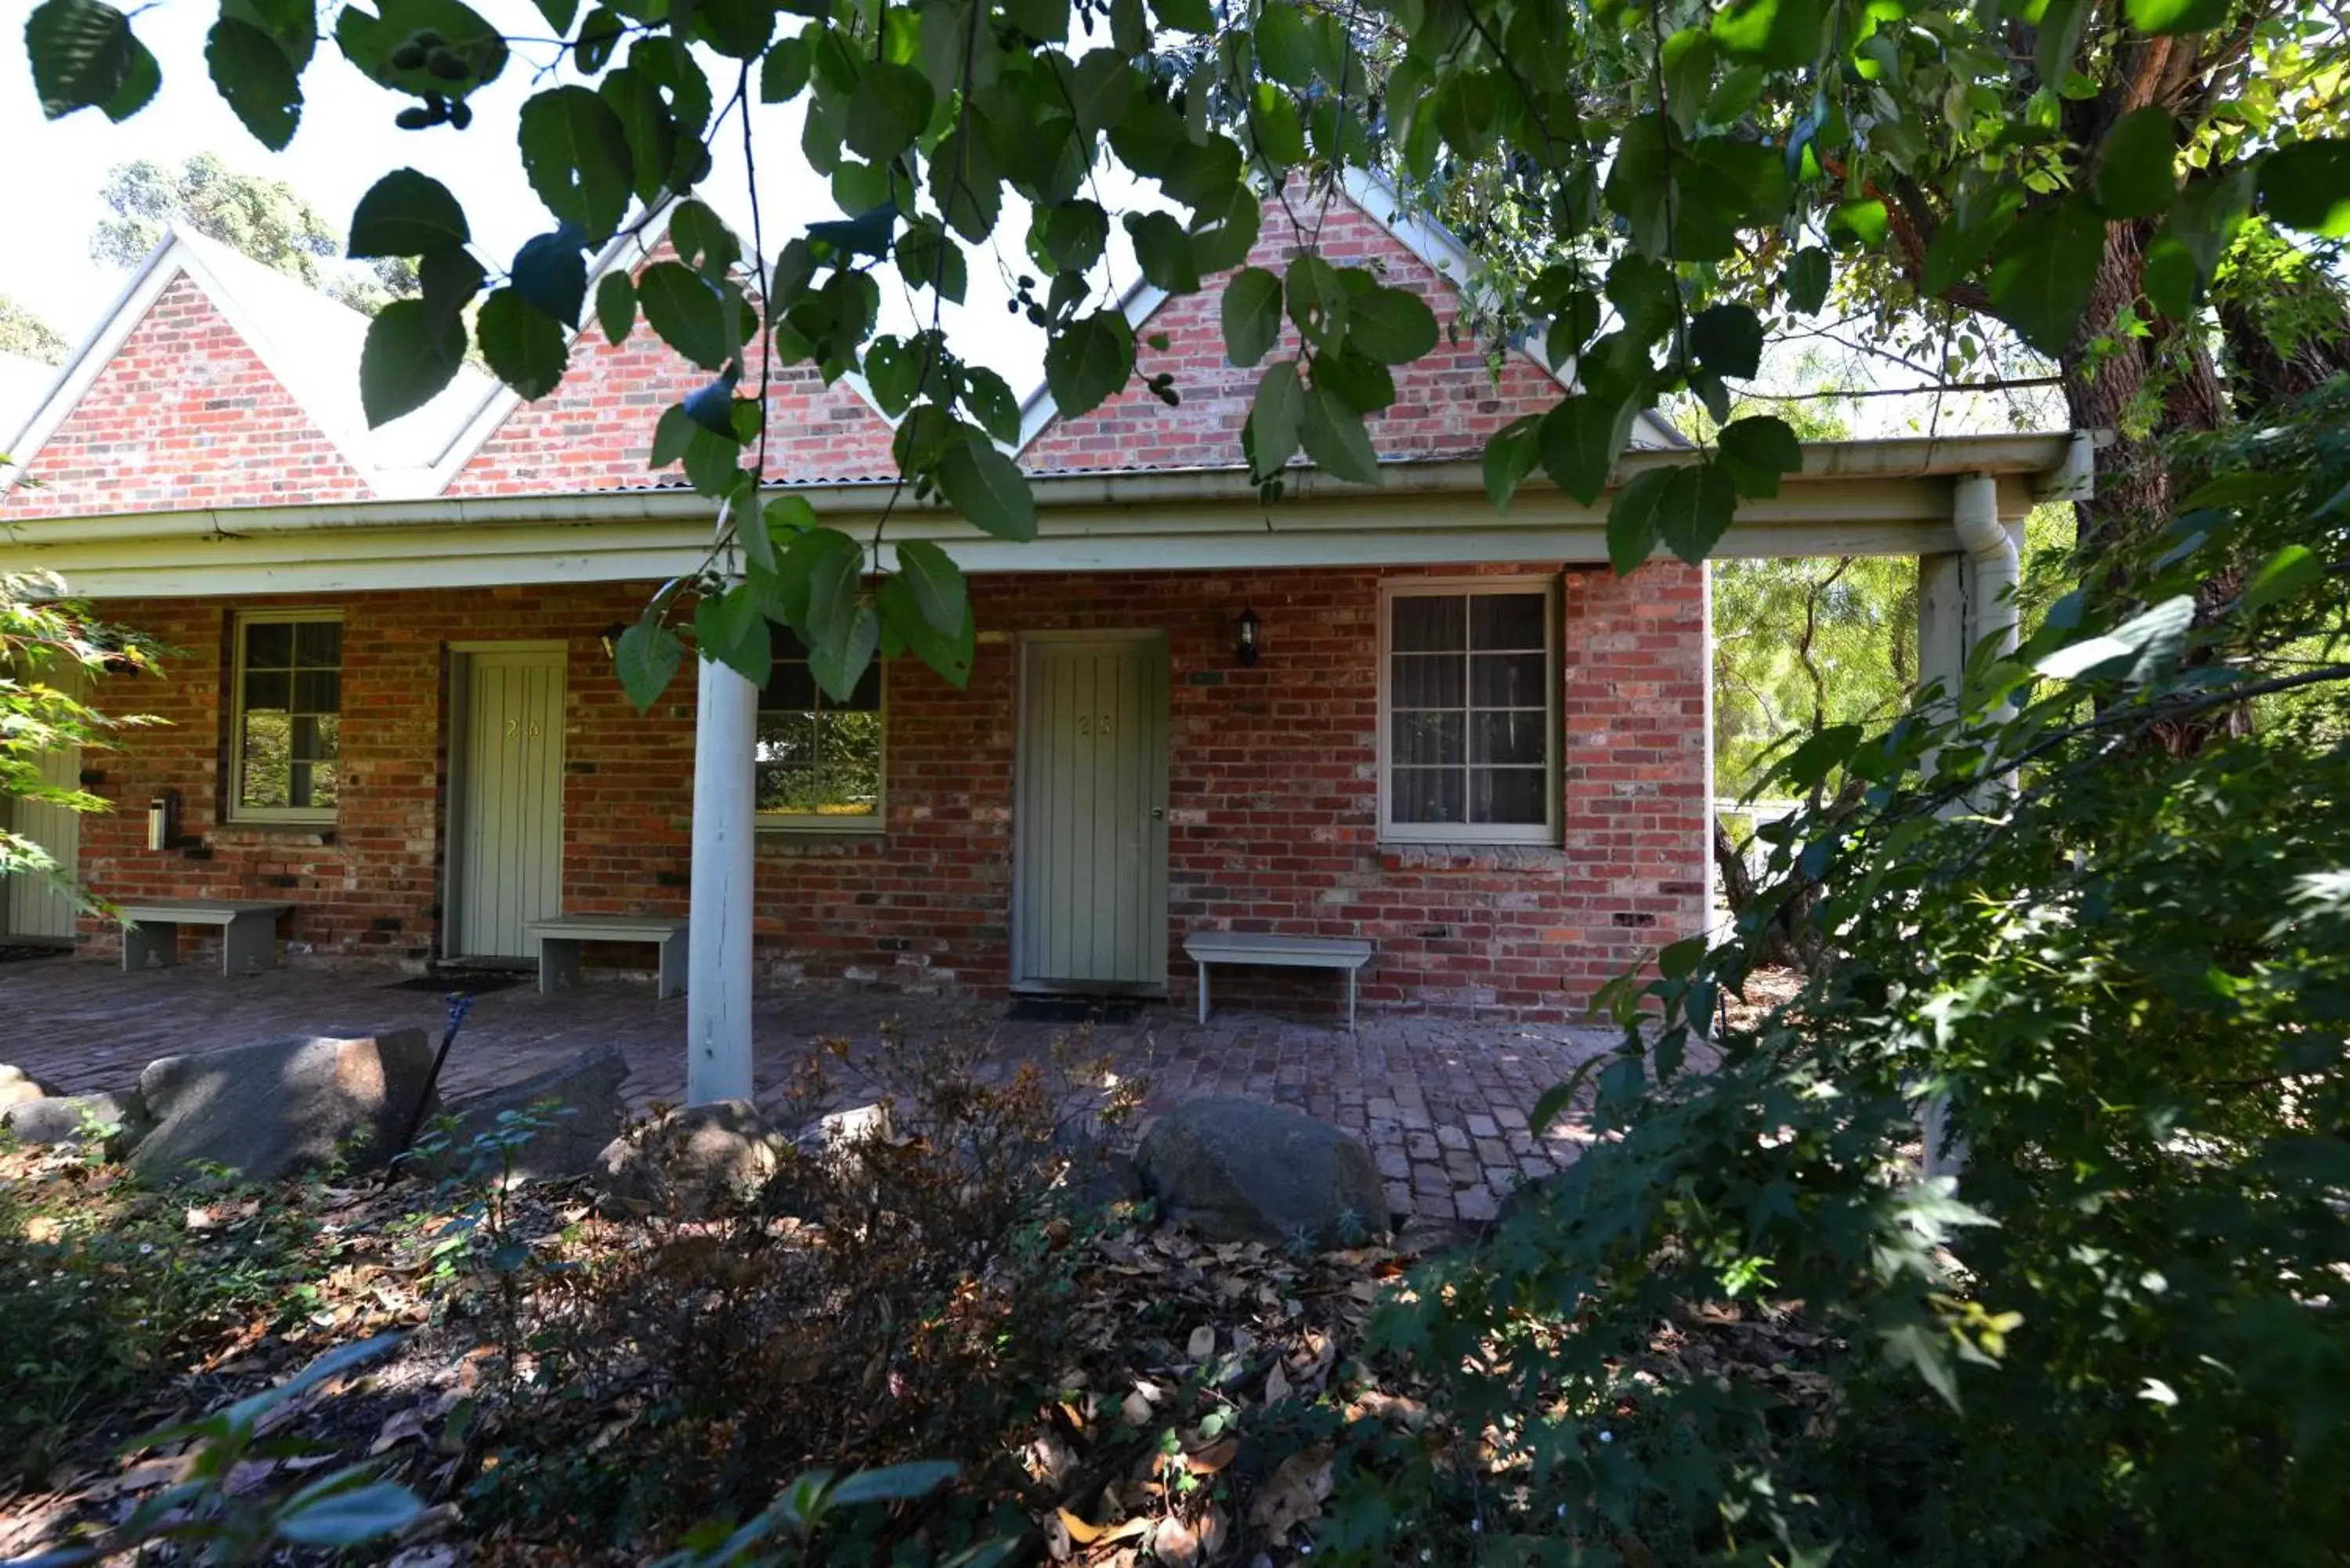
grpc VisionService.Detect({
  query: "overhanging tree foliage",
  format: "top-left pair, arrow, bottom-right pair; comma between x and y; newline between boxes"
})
19,0 -> 2347,715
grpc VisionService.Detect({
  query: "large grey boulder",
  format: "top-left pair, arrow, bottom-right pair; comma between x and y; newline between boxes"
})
0,1064 -> 58,1111
1137,1098 -> 1391,1248
130,1031 -> 437,1185
596,1100 -> 785,1216
418,1044 -> 630,1183
2,1089 -> 151,1157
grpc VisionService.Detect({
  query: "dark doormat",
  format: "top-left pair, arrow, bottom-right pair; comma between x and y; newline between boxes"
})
1007,996 -> 1144,1026
0,944 -> 70,965
382,972 -> 529,996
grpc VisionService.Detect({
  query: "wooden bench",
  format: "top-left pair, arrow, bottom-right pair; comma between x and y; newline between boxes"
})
1184,931 -> 1375,1031
526,916 -> 689,1001
119,899 -> 293,977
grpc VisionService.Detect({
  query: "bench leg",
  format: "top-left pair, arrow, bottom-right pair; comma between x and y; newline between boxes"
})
1348,966 -> 1358,1035
221,913 -> 277,976
1197,960 -> 1210,1024
656,926 -> 689,1001
122,920 -> 177,972
539,938 -> 584,995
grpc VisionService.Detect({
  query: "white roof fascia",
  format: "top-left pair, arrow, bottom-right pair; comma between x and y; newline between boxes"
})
0,237 -> 186,493
1335,168 -> 1687,450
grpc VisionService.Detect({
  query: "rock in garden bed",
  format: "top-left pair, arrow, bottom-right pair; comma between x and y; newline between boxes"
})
128,1029 -> 438,1185
1137,1097 -> 1391,1248
418,1042 -> 630,1183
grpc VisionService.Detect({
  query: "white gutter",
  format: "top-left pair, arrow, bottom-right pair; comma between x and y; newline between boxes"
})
3,433 -> 2078,547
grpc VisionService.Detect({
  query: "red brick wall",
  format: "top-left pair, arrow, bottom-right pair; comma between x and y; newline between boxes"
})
3,277 -> 372,520
78,561 -> 1706,1017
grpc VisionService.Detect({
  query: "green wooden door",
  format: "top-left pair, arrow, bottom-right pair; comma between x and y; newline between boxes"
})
452,649 -> 565,959
1015,634 -> 1168,990
2,661 -> 81,944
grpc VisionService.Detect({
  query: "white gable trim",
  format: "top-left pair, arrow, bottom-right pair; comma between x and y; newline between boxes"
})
0,240 -> 186,493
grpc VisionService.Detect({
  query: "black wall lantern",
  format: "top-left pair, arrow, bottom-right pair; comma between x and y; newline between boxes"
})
1235,607 -> 1261,667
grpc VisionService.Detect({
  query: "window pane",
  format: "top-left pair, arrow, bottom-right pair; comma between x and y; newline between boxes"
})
243,669 -> 290,711
1390,653 -> 1463,710
757,766 -> 820,814
1472,710 -> 1546,766
308,761 -> 339,807
756,710 -> 818,769
1470,652 -> 1546,708
1393,768 -> 1464,824
1390,594 -> 1466,652
244,622 -> 293,668
1472,768 -> 1549,824
309,714 -> 341,761
240,711 -> 291,809
293,621 -> 342,666
1392,710 -> 1463,766
1470,592 -> 1546,650
294,669 -> 341,714
763,658 -> 818,710
814,711 -> 882,813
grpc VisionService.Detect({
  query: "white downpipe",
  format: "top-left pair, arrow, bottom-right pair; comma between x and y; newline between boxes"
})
1922,472 -> 2016,1184
685,654 -> 760,1105
1953,471 -> 2019,660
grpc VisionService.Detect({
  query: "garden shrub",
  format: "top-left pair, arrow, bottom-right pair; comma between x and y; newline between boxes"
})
1321,390 -> 2350,1565
453,1028 -> 1141,1556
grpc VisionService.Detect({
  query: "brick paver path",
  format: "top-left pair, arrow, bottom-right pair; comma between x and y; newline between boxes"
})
0,956 -> 1615,1223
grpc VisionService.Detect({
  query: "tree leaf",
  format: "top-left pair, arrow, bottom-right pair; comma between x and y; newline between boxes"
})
1717,414 -> 1804,499
961,366 -> 1021,446
1786,247 -> 1831,315
1299,381 -> 1381,486
2240,544 -> 2322,615
1347,286 -> 1438,364
595,271 -> 635,345
510,226 -> 588,326
1656,460 -> 1738,562
1689,303 -> 1763,381
360,298 -> 463,427
1043,311 -> 1133,422
1484,414 -> 1542,514
938,438 -> 1037,541
808,605 -> 881,704
206,17 -> 301,150
862,335 -> 922,420
1246,360 -> 1304,477
517,85 -> 634,245
1254,4 -> 1315,86
2120,0 -> 2232,34
1987,198 -> 2105,356
1539,396 -> 1628,506
274,1481 -> 424,1548
598,67 -> 679,204
27,0 -> 139,119
761,31 -> 811,102
349,168 -> 469,258
475,287 -> 569,399
1710,0 -> 1826,69
1126,211 -> 1199,294
1313,348 -> 1394,414
1607,465 -> 1674,574
2089,107 -> 2178,219
1221,266 -> 1283,367
1066,49 -> 1139,135
891,539 -> 967,637
1285,256 -> 1349,351
847,60 -> 935,163
616,618 -> 683,712
693,583 -> 772,685
830,1462 -> 960,1508
2259,141 -> 2350,239
636,260 -> 732,370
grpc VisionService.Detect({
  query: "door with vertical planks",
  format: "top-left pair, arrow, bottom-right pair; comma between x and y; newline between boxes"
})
451,649 -> 565,960
2,659 -> 82,943
1014,634 -> 1169,991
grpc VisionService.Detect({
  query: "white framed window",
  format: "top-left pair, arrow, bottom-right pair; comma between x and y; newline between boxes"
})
230,609 -> 343,823
1378,578 -> 1560,844
757,627 -> 884,831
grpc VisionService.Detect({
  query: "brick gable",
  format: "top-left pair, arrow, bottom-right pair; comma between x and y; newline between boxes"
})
1022,189 -> 1567,472
2,274 -> 371,521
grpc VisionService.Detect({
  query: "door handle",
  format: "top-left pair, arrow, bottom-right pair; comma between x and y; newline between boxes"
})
1149,807 -> 1166,820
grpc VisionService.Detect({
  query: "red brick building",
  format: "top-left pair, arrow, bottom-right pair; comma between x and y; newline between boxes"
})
1,179 -> 2069,1037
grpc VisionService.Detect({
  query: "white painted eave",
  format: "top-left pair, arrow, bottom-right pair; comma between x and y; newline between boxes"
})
0,433 -> 2076,599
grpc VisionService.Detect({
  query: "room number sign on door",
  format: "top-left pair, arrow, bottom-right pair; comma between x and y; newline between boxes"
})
504,719 -> 544,739
1074,714 -> 1115,739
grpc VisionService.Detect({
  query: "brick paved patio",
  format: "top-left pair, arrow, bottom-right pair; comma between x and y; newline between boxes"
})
0,954 -> 1617,1223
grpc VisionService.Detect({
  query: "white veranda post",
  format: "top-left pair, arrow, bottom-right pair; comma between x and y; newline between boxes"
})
687,652 -> 760,1104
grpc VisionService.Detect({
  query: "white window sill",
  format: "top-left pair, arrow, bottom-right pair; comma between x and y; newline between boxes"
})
1378,840 -> 1568,870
